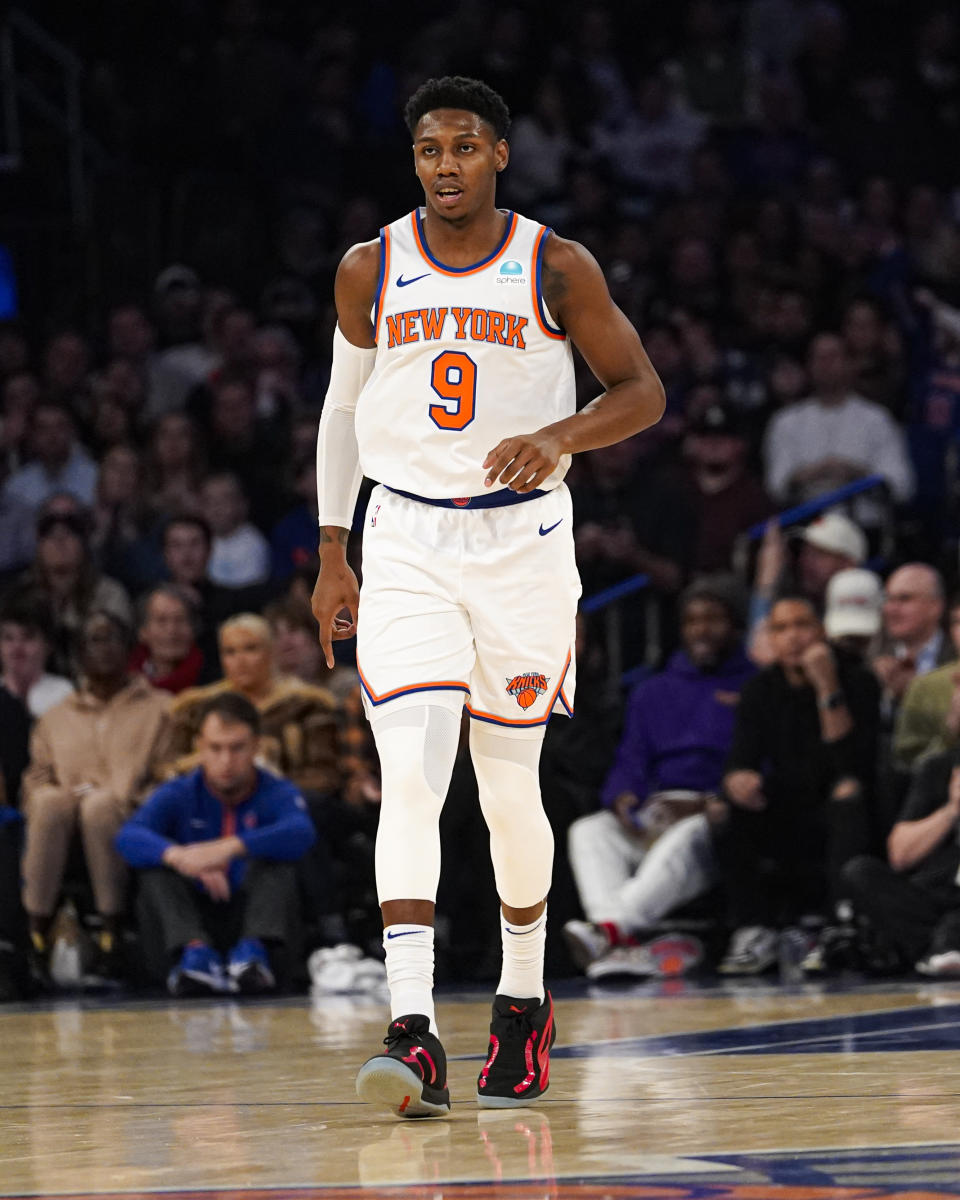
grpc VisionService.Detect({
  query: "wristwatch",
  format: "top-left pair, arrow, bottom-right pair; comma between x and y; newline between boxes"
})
818,689 -> 846,711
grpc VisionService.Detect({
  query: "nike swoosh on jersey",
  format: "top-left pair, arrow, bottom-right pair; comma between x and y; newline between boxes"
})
386,929 -> 423,939
396,272 -> 430,287
539,519 -> 563,536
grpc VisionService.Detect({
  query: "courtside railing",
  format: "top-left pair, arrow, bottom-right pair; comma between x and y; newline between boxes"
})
581,474 -> 890,693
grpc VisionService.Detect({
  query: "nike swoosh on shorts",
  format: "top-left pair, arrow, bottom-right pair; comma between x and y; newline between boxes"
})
539,519 -> 563,536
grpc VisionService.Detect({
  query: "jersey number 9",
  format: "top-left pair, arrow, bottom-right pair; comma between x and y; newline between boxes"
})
429,351 -> 477,431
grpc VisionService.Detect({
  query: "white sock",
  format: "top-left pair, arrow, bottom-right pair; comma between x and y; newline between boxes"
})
496,908 -> 546,1003
383,924 -> 437,1035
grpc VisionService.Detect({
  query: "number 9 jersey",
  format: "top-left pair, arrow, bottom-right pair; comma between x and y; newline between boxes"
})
355,209 -> 576,500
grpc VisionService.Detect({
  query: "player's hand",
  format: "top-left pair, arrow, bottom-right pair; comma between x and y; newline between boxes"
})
724,769 -> 766,811
483,430 -> 564,492
199,869 -> 231,902
311,560 -> 360,670
167,839 -> 237,878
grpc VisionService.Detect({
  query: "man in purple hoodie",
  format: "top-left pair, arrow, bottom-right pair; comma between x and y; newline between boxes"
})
564,577 -> 755,976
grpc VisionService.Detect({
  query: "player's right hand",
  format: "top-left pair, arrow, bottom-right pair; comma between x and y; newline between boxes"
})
311,561 -> 360,669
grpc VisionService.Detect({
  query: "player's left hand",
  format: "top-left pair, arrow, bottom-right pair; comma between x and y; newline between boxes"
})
483,430 -> 563,492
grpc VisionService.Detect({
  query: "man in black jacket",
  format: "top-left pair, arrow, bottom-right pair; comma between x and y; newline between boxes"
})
842,749 -> 960,976
715,595 -> 880,973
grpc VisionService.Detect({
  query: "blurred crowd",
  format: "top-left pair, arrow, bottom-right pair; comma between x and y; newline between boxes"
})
2,0 -> 960,997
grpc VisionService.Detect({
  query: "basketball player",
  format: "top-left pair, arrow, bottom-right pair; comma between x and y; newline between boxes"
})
312,77 -> 664,1118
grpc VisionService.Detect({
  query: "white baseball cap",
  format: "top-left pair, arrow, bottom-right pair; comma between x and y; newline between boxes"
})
824,568 -> 883,639
799,512 -> 868,565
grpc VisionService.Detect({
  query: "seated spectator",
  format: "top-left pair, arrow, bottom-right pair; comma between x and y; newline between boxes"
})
716,596 -> 880,975
823,568 -> 884,662
130,585 -> 208,694
0,592 -> 74,717
683,402 -> 773,573
872,563 -> 951,718
17,506 -> 132,677
264,596 -> 358,701
749,511 -> 868,663
160,514 -> 268,669
0,491 -> 35,584
116,692 -> 315,996
894,593 -> 960,767
201,472 -> 271,588
842,749 -> 960,976
89,444 -> 153,592
270,456 -> 320,584
204,373 -> 284,529
20,611 -> 173,983
0,369 -> 39,482
2,402 -> 97,513
163,614 -> 339,796
564,577 -> 755,978
763,332 -> 914,535
143,413 -> 206,522
0,678 -> 31,999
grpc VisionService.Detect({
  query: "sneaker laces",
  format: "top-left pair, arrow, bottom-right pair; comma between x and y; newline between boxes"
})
496,1004 -> 536,1041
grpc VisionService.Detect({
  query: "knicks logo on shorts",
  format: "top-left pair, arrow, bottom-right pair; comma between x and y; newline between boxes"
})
506,672 -> 549,710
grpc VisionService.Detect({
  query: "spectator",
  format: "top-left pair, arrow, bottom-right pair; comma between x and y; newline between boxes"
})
160,514 -> 266,668
41,332 -> 91,409
0,490 -> 36,582
0,592 -> 74,717
17,507 -> 132,677
204,374 -> 284,529
89,444 -> 152,591
823,568 -> 884,661
716,596 -> 880,974
270,456 -> 321,584
201,472 -> 271,588
748,512 -> 868,662
872,563 -> 951,715
564,577 -> 755,977
163,614 -> 340,796
842,749 -> 960,976
264,596 -> 357,701
130,585 -> 208,695
0,370 -> 39,481
116,692 -> 315,995
2,402 -> 98,512
841,297 -> 905,414
763,332 -> 914,534
20,611 -> 172,983
683,402 -> 773,572
143,413 -> 206,522
894,593 -> 960,767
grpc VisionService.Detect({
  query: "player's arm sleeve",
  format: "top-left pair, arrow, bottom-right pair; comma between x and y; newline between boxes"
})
315,325 -> 378,530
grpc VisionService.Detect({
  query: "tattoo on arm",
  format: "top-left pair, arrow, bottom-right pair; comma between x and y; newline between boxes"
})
318,528 -> 349,546
541,262 -> 568,316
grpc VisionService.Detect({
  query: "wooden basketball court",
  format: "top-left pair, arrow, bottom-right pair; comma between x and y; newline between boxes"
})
4,978 -> 960,1198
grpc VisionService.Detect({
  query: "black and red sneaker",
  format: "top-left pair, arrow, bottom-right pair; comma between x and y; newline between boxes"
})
476,992 -> 556,1109
356,1014 -> 451,1118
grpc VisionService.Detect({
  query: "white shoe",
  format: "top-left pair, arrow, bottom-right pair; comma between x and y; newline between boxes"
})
586,934 -> 704,980
562,920 -> 611,970
718,925 -> 778,975
916,949 -> 960,976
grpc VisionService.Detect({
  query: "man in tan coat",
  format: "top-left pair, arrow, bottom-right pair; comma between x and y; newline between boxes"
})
21,610 -> 172,982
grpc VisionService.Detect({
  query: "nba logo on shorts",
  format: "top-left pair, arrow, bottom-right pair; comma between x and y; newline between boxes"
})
505,671 -> 549,709
370,504 -> 381,527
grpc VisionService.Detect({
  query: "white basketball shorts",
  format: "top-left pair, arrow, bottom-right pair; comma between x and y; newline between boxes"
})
357,482 -> 581,737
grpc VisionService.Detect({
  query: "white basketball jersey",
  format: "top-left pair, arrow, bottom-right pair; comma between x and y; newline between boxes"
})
354,208 -> 576,499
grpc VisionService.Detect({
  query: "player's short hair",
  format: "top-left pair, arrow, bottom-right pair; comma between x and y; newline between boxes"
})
404,76 -> 510,141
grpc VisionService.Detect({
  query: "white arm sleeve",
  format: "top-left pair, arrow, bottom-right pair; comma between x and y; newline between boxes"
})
315,325 -> 378,530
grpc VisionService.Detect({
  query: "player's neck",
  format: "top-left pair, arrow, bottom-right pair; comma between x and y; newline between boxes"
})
420,204 -> 507,269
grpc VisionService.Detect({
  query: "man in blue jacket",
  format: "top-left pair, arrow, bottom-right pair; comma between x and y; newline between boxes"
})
116,691 -> 315,995
564,577 -> 755,976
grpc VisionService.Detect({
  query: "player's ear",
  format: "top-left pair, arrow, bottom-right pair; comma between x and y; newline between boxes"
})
495,139 -> 509,173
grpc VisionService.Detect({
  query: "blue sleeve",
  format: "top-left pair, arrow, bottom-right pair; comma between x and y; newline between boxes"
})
239,780 -> 316,861
114,780 -> 185,868
600,684 -> 653,809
